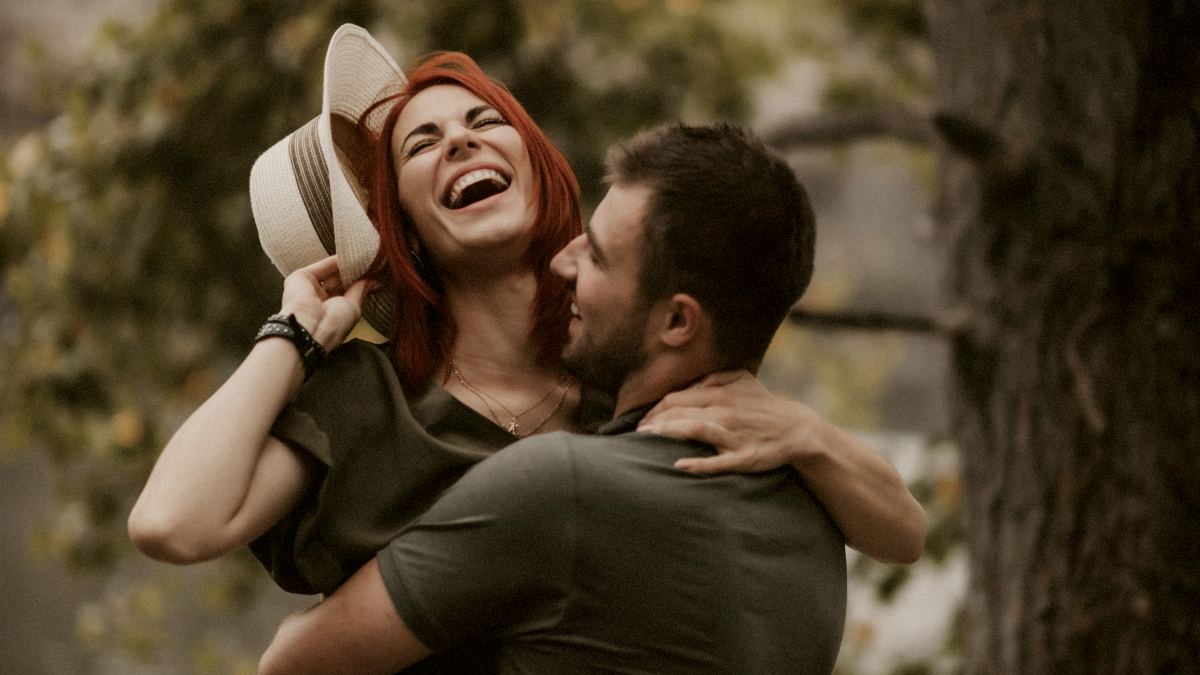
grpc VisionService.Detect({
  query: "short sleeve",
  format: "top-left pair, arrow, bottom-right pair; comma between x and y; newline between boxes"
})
249,339 -> 508,595
376,435 -> 576,653
267,339 -> 386,467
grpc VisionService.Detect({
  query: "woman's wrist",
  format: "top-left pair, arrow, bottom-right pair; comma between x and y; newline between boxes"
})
786,403 -> 837,476
279,303 -> 350,353
256,313 -> 327,379
249,335 -> 308,395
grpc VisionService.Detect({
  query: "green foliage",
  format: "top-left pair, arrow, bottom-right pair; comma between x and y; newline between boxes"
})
3,0 -> 347,576
813,0 -> 930,110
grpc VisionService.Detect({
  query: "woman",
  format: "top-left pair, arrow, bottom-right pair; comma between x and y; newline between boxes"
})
128,44 -> 922,604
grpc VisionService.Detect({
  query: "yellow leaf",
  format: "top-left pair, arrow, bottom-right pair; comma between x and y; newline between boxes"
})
39,225 -> 74,274
7,133 -> 44,178
934,472 -> 960,510
75,602 -> 109,647
110,407 -> 145,448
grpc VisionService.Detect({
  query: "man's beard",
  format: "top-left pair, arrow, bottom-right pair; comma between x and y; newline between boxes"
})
560,310 -> 649,396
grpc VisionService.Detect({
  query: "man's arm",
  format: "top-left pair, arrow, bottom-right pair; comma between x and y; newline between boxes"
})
639,370 -> 926,564
259,558 -> 431,675
260,439 -> 573,673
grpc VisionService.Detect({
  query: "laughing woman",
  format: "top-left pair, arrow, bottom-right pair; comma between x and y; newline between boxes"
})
129,24 -> 924,663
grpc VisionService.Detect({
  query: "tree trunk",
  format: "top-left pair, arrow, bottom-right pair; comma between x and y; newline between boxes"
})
925,1 -> 1200,672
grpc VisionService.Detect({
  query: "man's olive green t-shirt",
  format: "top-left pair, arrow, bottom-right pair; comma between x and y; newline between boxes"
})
248,340 -> 610,674
378,408 -> 848,674
250,339 -> 611,596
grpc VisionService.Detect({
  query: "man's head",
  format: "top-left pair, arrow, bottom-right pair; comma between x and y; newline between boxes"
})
551,123 -> 816,401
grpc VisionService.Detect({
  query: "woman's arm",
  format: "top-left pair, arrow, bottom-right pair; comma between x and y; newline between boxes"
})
128,256 -> 369,563
639,371 -> 926,564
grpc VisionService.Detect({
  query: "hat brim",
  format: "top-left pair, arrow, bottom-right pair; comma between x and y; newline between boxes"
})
250,24 -> 404,336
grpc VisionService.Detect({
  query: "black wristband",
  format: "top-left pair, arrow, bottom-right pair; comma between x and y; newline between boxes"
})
255,313 -> 326,378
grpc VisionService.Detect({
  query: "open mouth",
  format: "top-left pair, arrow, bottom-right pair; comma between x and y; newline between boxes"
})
444,168 -> 511,209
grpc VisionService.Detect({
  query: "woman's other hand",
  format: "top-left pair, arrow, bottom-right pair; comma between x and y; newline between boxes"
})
639,370 -> 809,474
281,255 -> 372,352
638,370 -> 926,564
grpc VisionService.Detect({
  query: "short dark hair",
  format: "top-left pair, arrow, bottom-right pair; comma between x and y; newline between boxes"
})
605,123 -> 816,368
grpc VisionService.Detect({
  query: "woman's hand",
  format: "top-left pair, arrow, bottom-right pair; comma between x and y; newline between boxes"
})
639,371 -> 812,474
280,255 -> 372,352
639,370 -> 926,564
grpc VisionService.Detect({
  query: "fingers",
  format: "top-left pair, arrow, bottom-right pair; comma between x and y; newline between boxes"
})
673,452 -> 748,475
298,254 -> 341,279
341,279 -> 371,309
280,258 -> 371,349
293,255 -> 356,297
639,417 -> 735,450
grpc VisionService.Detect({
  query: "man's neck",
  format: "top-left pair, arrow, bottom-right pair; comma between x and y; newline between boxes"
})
611,355 -> 713,419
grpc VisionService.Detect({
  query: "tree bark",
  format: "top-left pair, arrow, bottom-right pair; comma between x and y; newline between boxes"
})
925,1 -> 1200,672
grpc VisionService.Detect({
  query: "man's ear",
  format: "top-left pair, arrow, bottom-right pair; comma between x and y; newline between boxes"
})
656,293 -> 707,349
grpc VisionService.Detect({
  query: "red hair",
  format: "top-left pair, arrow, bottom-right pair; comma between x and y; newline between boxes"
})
360,52 -> 581,391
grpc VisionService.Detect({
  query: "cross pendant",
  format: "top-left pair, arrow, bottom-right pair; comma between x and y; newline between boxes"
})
507,420 -> 519,435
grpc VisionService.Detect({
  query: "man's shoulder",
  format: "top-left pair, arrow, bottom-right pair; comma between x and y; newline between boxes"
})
449,431 -> 579,498
451,430 -> 666,507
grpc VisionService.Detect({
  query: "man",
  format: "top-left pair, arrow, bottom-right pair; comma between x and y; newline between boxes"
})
259,123 -> 846,674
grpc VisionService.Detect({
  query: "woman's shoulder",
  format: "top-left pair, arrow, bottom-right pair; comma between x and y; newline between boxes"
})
269,339 -> 402,463
304,339 -> 399,394
323,337 -> 393,370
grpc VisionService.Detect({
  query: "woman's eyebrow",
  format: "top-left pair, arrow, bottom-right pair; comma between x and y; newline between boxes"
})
401,122 -> 438,150
464,104 -> 497,122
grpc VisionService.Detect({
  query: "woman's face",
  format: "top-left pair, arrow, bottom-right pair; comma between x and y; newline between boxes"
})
391,84 -> 536,273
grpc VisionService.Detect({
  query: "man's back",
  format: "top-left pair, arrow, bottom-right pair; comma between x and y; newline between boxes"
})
378,410 -> 847,674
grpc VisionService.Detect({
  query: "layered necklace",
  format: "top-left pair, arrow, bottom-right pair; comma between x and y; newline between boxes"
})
449,359 -> 571,438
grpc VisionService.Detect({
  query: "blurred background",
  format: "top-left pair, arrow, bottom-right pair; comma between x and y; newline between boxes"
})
0,0 -> 1067,672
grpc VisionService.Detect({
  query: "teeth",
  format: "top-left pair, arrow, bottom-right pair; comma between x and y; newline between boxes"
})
570,302 -> 579,316
447,169 -> 509,208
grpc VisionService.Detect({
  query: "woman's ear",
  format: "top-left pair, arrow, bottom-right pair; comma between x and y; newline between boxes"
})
658,293 -> 706,348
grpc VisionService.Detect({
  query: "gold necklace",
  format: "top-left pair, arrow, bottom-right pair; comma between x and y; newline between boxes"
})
448,360 -> 570,437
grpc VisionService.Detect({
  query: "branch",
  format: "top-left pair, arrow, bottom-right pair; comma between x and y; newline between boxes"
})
787,307 -> 947,335
763,107 -> 935,149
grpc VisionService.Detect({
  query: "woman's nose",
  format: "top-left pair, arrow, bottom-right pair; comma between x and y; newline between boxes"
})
444,125 -> 480,159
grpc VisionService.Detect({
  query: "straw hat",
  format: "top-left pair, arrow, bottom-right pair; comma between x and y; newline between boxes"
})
249,23 -> 403,335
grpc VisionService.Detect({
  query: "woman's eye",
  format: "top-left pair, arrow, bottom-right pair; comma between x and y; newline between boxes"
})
406,139 -> 435,158
474,116 -> 507,130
